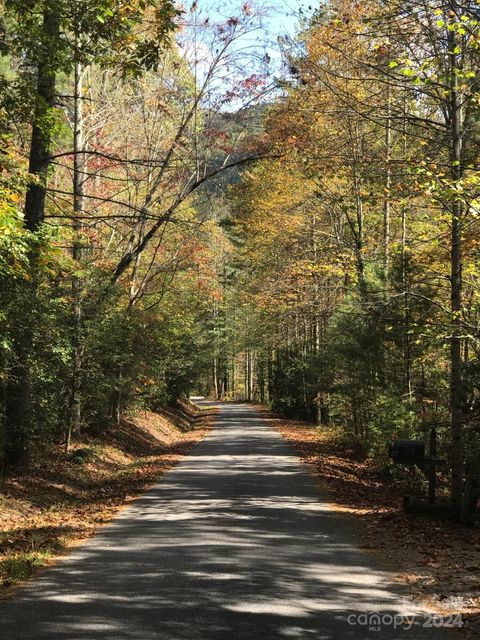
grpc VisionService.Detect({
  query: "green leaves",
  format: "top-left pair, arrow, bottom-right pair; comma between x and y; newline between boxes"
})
96,6 -> 114,23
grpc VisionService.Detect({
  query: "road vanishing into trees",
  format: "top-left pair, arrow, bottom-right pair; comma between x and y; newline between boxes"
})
1,403 -> 446,639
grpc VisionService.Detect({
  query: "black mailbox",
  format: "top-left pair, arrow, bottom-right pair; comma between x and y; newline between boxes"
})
389,440 -> 425,465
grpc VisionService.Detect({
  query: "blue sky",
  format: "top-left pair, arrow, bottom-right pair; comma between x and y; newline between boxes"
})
182,0 -> 316,83
194,1 -> 313,56
177,1 -> 316,103
195,0 -> 303,34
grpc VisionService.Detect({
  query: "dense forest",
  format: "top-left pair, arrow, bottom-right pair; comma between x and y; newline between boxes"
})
1,0 -> 480,507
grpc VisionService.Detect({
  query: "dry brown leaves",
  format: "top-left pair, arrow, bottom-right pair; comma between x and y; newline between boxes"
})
0,404 -> 215,595
260,410 -> 480,639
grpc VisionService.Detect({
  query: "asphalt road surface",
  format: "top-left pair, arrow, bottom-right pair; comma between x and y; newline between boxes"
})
0,402 -> 448,639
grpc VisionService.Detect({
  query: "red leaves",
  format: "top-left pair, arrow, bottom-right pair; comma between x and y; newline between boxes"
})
239,73 -> 266,92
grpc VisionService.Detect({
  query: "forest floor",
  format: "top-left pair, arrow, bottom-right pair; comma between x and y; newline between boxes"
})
257,408 -> 480,639
0,399 -> 215,596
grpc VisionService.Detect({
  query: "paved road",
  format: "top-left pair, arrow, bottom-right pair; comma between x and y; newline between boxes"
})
1,403 -> 447,639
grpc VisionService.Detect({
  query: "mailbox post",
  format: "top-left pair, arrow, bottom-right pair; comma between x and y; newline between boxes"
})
427,427 -> 437,504
388,439 -> 425,465
389,428 -> 443,506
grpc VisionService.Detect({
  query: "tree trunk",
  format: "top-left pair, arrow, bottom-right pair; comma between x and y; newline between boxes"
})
5,4 -> 59,465
66,58 -> 86,453
448,5 -> 465,504
24,5 -> 59,231
115,363 -> 123,426
383,83 -> 391,286
213,356 -> 219,399
401,205 -> 412,398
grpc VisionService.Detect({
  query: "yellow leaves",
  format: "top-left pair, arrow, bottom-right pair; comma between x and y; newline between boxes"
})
235,160 -> 316,242
0,187 -> 25,240
286,259 -> 346,282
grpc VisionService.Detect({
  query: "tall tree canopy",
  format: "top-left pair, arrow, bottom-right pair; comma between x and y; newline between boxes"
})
1,0 -> 480,508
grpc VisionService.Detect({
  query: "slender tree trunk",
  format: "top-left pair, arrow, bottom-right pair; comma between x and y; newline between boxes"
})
213,356 -> 219,399
401,206 -> 412,397
212,301 -> 220,399
66,58 -> 86,452
448,4 -> 464,504
267,351 -> 274,404
250,350 -> 254,401
348,121 -> 367,299
115,363 -> 123,426
258,357 -> 265,403
383,83 -> 392,286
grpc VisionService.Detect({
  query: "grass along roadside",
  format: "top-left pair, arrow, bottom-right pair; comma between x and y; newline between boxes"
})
0,399 -> 216,595
257,407 -> 480,639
